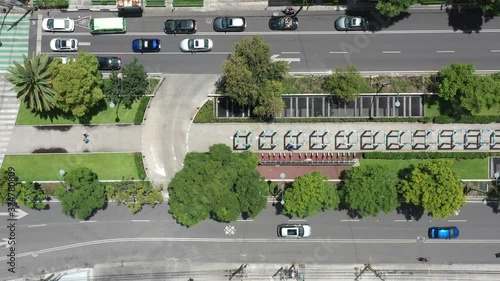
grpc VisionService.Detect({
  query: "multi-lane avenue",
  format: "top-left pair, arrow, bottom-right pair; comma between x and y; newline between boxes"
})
2,201 -> 500,277
33,10 -> 500,74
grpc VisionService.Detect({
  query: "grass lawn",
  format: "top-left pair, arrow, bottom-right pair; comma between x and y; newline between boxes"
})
173,0 -> 203,7
425,95 -> 500,117
360,158 -> 488,180
2,153 -> 142,181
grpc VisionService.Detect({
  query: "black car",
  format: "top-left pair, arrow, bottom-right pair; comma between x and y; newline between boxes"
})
213,16 -> 246,32
164,19 -> 197,34
97,56 -> 122,71
132,38 -> 161,53
269,16 -> 298,31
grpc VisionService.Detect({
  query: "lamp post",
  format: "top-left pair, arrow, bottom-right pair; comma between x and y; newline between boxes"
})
279,173 -> 286,205
109,73 -> 123,109
389,72 -> 401,108
495,172 -> 500,189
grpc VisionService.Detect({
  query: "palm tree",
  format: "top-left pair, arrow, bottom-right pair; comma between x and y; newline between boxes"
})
6,52 -> 56,112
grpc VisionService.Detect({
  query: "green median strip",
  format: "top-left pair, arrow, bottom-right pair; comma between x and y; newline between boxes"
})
2,153 -> 144,181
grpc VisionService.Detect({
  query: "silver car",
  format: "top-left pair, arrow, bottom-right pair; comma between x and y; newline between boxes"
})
179,38 -> 213,53
213,16 -> 246,32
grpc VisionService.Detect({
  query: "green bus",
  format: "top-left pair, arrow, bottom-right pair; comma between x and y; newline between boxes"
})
89,17 -> 127,34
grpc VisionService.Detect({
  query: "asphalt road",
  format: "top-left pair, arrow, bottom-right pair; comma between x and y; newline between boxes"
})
33,11 -> 500,74
3,202 -> 500,277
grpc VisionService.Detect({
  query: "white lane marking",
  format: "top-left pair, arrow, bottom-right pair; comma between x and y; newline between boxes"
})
382,51 -> 401,54
289,219 -> 307,222
394,220 -> 413,222
448,219 -> 467,222
44,52 -> 232,56
237,219 -> 254,222
341,219 -> 359,222
131,220 -> 150,222
36,15 -> 43,54
436,50 -> 455,53
329,51 -> 348,54
79,42 -> 92,46
28,224 -> 46,228
281,51 -> 300,54
79,220 -> 97,223
491,50 -> 500,52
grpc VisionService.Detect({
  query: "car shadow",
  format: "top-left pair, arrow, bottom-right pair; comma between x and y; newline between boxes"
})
447,5 -> 483,34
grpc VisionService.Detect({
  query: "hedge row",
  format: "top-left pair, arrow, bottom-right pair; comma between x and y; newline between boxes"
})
134,96 -> 150,125
363,152 -> 500,160
34,0 -> 69,8
146,0 -> 166,6
434,115 -> 500,124
133,152 -> 147,180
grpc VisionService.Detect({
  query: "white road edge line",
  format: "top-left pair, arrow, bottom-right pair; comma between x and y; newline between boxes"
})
79,220 -> 97,223
28,224 -> 46,228
329,51 -> 348,54
448,219 -> 467,222
382,51 -> 401,54
394,220 -> 413,222
131,220 -> 150,222
341,219 -> 359,222
436,50 -> 455,53
289,219 -> 307,222
79,42 -> 92,46
237,219 -> 254,222
36,14 -> 42,54
491,50 -> 500,53
281,51 -> 300,54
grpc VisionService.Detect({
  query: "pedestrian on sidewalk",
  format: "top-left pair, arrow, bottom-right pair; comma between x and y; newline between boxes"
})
83,137 -> 89,144
83,133 -> 89,138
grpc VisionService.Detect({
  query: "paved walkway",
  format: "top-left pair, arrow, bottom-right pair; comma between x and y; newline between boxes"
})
0,12 -> 30,71
0,75 -> 19,166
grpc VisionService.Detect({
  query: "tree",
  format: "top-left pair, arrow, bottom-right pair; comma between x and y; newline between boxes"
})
7,53 -> 56,113
342,164 -> 400,217
168,144 -> 267,227
106,181 -> 163,214
437,63 -> 498,116
222,35 -> 288,117
0,169 -> 12,205
398,160 -> 466,219
16,181 -> 47,210
119,58 -> 149,108
50,52 -> 104,118
470,0 -> 500,16
376,0 -> 417,17
55,167 -> 106,220
283,171 -> 340,218
322,65 -> 366,102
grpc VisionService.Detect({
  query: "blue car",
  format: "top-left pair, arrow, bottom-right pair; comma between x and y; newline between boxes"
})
132,38 -> 161,53
428,226 -> 459,239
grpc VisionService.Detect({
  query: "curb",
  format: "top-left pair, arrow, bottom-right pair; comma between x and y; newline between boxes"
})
61,8 -> 118,12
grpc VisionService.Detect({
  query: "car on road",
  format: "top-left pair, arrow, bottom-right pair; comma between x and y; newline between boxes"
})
428,226 -> 459,239
164,19 -> 197,34
50,38 -> 78,52
132,38 -> 161,53
42,17 -> 75,32
334,16 -> 369,31
269,16 -> 298,31
277,224 -> 311,238
179,38 -> 213,53
97,56 -> 122,71
213,16 -> 246,32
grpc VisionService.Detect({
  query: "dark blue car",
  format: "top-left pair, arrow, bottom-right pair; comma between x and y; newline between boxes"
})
132,38 -> 161,53
428,226 -> 459,239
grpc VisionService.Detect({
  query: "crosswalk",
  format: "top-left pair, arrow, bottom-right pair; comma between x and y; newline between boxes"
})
0,13 -> 26,166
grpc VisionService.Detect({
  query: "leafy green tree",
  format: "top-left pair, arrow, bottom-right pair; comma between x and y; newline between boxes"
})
55,167 -> 106,220
470,0 -> 500,16
120,58 -> 149,108
7,53 -> 56,112
342,164 -> 400,217
222,35 -> 288,117
322,65 -> 366,102
234,170 -> 268,218
283,171 -> 340,218
398,160 -> 466,219
376,0 -> 418,17
16,181 -> 47,210
106,181 -> 163,214
437,63 -> 498,116
0,169 -> 12,205
51,52 -> 104,118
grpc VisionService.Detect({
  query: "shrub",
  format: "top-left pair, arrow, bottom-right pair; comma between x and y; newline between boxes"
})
35,0 -> 69,8
363,152 -> 500,160
134,96 -> 150,125
193,100 -> 216,123
433,115 -> 455,124
133,153 -> 146,180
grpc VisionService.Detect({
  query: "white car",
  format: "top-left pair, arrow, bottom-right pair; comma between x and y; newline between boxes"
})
277,224 -> 311,238
50,38 -> 78,52
42,18 -> 75,32
179,38 -> 213,53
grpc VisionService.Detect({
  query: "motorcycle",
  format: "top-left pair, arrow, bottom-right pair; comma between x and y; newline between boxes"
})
282,7 -> 296,15
417,257 -> 429,262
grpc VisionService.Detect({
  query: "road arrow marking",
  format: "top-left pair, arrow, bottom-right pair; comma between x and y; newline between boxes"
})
0,209 -> 29,220
0,238 -> 9,248
271,54 -> 300,64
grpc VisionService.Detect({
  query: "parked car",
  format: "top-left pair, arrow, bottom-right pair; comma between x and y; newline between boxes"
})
164,19 -> 197,34
428,226 -> 459,239
50,38 -> 78,52
132,38 -> 161,53
269,16 -> 298,31
213,16 -> 246,32
97,56 -> 122,71
335,16 -> 369,31
179,38 -> 213,53
277,224 -> 311,238
42,18 -> 75,32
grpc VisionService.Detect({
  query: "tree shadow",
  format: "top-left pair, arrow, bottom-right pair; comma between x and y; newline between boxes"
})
337,201 -> 363,219
397,166 -> 414,179
345,9 -> 411,31
396,201 -> 424,221
447,5 -> 483,34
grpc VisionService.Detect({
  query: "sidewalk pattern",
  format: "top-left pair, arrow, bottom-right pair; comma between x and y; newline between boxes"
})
0,13 -> 30,71
0,75 -> 20,166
